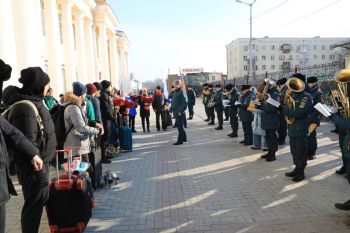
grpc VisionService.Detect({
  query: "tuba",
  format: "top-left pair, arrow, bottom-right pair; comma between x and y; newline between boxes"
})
330,69 -> 350,117
284,77 -> 305,124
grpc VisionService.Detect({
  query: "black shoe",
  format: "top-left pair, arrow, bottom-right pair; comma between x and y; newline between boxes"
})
204,119 -> 210,122
265,156 -> 276,162
260,153 -> 269,159
215,127 -> 223,130
244,143 -> 253,146
157,129 -> 160,131
251,146 -> 261,150
187,118 -> 191,120
239,140 -> 246,144
292,169 -> 305,182
132,130 -> 137,133
230,134 -> 238,138
336,166 -> 346,175
224,118 -> 229,121
262,148 -> 268,152
278,141 -> 285,145
208,122 -> 215,125
308,155 -> 316,160
285,168 -> 297,177
102,159 -> 111,164
173,141 -> 183,145
335,200 -> 350,210
228,133 -> 233,137
105,155 -> 114,160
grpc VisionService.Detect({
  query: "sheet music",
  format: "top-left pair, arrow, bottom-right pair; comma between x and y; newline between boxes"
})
314,103 -> 332,117
267,97 -> 280,108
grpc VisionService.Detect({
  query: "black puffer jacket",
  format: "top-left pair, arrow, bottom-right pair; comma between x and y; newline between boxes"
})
2,86 -> 57,163
0,117 -> 39,206
99,90 -> 115,122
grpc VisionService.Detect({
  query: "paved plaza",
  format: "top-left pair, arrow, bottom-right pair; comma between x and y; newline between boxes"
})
5,103 -> 350,233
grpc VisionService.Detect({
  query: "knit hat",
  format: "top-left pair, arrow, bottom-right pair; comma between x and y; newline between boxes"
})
0,59 -> 12,82
86,83 -> 97,95
241,85 -> 251,91
290,73 -> 306,83
101,80 -> 111,90
307,76 -> 318,83
156,85 -> 161,90
93,82 -> 102,91
215,84 -> 221,88
203,83 -> 209,87
19,67 -> 50,97
225,83 -> 233,91
73,82 -> 87,97
208,84 -> 213,88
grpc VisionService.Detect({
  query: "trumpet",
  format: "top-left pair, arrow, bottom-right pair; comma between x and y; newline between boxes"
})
330,69 -> 350,117
284,77 -> 305,125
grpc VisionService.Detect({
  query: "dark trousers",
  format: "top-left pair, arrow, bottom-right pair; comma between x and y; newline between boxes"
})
216,108 -> 224,127
224,108 -> 229,120
141,116 -> 150,131
16,163 -> 49,233
101,120 -> 111,161
278,116 -> 287,143
307,129 -> 317,157
176,114 -> 187,142
204,104 -> 210,120
0,205 -> 5,233
188,104 -> 194,118
155,111 -> 166,130
339,131 -> 347,169
208,107 -> 215,123
265,129 -> 278,152
129,116 -> 136,131
290,137 -> 308,169
229,107 -> 238,132
242,121 -> 253,144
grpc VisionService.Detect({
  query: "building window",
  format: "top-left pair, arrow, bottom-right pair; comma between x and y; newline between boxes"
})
322,55 -> 326,59
243,46 -> 248,51
262,55 -> 266,60
271,55 -> 275,60
212,76 -> 215,81
271,45 -> 275,50
322,45 -> 326,50
254,65 -> 258,70
244,65 -> 248,70
253,56 -> 258,61
289,55 -> 293,60
314,55 -> 317,60
313,45 -> 317,50
40,0 -> 46,36
279,55 -> 285,60
329,54 -> 335,59
271,65 -> 275,70
58,13 -> 63,44
243,56 -> 248,61
262,65 -> 266,70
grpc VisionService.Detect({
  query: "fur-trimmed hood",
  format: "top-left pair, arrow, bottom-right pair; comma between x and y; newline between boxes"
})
64,91 -> 82,106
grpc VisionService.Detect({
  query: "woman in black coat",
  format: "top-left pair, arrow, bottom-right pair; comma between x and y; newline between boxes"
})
0,117 -> 43,233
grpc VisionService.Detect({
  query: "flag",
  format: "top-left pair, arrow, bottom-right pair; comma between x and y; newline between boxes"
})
162,76 -> 168,100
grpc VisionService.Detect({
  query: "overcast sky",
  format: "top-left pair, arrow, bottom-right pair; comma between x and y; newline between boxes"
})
110,0 -> 350,81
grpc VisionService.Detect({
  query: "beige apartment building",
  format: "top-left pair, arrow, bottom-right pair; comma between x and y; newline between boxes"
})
0,0 -> 130,96
226,37 -> 349,80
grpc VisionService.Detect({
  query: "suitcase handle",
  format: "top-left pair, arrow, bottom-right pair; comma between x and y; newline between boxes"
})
54,149 -> 73,185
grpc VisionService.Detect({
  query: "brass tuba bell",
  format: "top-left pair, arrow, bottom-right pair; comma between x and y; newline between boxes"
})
331,69 -> 350,117
284,77 -> 305,125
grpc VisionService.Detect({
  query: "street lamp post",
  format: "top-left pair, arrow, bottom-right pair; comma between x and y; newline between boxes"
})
236,0 -> 256,84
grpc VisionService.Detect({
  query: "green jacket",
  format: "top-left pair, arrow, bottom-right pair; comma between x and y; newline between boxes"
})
44,96 -> 58,111
85,96 -> 95,121
170,87 -> 187,114
283,91 -> 312,138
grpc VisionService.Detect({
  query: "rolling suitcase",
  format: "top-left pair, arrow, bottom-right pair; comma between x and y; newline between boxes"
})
47,150 -> 93,233
118,126 -> 133,152
89,138 -> 102,190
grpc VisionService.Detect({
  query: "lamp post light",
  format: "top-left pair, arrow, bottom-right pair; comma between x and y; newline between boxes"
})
236,0 -> 257,84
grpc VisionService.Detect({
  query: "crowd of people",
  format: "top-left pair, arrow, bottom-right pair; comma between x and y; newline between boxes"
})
201,70 -> 350,210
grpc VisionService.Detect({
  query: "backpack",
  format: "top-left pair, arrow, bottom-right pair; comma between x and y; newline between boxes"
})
50,104 -> 73,148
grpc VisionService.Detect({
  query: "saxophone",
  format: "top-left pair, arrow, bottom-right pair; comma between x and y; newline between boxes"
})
283,77 -> 305,125
207,93 -> 215,108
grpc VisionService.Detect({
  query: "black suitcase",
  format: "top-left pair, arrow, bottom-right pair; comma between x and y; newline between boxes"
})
47,150 -> 93,233
88,148 -> 102,190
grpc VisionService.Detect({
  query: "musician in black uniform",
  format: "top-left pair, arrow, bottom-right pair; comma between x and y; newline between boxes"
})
282,74 -> 313,182
239,85 -> 255,146
214,84 -> 224,130
187,86 -> 196,120
258,80 -> 280,162
276,78 -> 288,145
202,83 -> 210,122
306,76 -> 324,160
207,84 -> 216,125
225,84 -> 240,138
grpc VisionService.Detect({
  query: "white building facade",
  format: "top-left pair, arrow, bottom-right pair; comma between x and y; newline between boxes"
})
0,0 -> 130,96
226,37 -> 349,80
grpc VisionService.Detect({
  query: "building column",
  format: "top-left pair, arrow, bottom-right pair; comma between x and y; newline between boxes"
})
118,46 -> 127,90
108,34 -> 117,87
98,24 -> 110,81
91,25 -> 99,81
61,0 -> 76,90
12,0 -> 42,69
75,11 -> 87,83
45,0 -> 63,95
0,0 -> 19,85
84,19 -> 96,83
